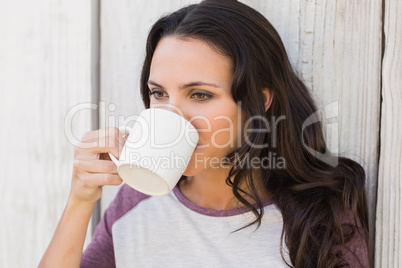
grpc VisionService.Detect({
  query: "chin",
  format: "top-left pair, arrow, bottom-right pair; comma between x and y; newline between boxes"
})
182,166 -> 200,177
182,159 -> 210,177
182,153 -> 205,176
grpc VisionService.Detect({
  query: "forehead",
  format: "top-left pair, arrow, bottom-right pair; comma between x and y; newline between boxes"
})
149,36 -> 233,87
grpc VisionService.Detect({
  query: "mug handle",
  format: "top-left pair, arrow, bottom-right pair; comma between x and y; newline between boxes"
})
108,126 -> 132,166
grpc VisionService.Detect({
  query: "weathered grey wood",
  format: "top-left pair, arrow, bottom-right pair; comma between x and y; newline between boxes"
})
100,1 -> 382,248
0,0 -> 95,266
375,0 -> 402,266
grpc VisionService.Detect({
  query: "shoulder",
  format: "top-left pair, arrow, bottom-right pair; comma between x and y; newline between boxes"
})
335,211 -> 370,267
81,185 -> 150,268
104,184 -> 151,227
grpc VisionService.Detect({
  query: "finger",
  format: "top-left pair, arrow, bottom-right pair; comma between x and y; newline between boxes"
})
78,127 -> 125,151
99,152 -> 112,161
77,173 -> 123,188
74,137 -> 123,159
80,127 -> 120,143
73,159 -> 118,174
75,129 -> 126,159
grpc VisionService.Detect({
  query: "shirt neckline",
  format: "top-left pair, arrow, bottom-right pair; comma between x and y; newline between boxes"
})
172,186 -> 274,217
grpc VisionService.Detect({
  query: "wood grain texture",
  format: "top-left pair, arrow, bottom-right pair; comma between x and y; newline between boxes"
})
375,0 -> 402,266
0,0 -> 95,266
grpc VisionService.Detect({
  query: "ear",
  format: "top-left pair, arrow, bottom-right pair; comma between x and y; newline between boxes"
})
262,88 -> 274,112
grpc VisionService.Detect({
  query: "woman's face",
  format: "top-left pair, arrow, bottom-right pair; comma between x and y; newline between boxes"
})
148,36 -> 247,176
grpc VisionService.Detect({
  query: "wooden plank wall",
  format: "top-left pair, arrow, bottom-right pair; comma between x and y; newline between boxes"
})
0,0 -> 97,266
375,0 -> 402,267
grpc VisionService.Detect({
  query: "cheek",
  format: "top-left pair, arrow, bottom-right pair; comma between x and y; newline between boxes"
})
210,119 -> 236,147
198,104 -> 244,147
188,116 -> 213,137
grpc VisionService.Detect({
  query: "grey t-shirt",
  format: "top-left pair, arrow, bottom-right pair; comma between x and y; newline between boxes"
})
81,185 -> 368,267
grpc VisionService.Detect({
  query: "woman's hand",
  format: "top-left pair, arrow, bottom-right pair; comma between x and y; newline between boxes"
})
70,127 -> 126,204
39,127 -> 127,268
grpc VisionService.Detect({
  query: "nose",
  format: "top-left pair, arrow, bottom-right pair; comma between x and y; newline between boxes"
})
151,102 -> 191,122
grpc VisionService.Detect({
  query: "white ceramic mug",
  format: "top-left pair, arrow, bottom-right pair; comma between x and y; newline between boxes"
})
109,108 -> 199,196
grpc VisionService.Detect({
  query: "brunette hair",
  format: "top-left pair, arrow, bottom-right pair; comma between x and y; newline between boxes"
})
140,0 -> 370,267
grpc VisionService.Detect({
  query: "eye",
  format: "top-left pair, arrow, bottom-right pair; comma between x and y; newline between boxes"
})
191,91 -> 213,101
149,89 -> 167,99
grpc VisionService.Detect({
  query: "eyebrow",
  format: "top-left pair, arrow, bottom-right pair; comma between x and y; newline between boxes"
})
148,80 -> 220,90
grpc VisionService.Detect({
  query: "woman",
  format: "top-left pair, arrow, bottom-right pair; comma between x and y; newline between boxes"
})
40,0 -> 370,267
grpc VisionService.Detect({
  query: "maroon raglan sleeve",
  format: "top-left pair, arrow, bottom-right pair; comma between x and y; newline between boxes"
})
343,231 -> 369,267
337,213 -> 370,267
80,185 -> 149,268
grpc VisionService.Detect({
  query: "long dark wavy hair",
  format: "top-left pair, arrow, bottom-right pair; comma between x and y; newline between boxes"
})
139,0 -> 370,267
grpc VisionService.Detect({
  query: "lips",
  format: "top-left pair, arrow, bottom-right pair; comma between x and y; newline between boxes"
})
195,141 -> 206,149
